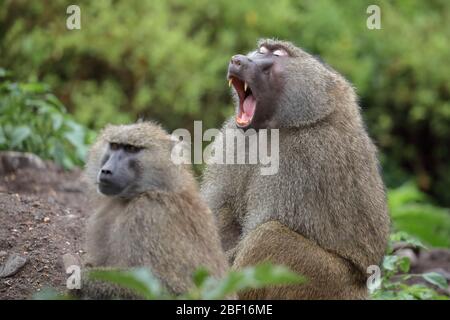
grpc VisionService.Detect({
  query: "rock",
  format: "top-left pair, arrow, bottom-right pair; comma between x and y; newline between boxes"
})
396,248 -> 419,267
33,212 -> 44,221
0,151 -> 46,174
0,250 -> 7,257
420,249 -> 450,263
0,253 -> 28,278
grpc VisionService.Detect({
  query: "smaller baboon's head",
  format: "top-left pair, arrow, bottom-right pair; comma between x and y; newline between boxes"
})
85,122 -> 186,199
227,39 -> 354,129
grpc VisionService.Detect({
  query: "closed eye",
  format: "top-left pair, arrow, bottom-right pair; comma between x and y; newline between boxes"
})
123,144 -> 142,153
109,142 -> 120,151
258,46 -> 269,54
273,48 -> 288,57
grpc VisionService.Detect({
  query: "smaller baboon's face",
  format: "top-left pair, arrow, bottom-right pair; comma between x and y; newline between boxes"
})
97,142 -> 143,197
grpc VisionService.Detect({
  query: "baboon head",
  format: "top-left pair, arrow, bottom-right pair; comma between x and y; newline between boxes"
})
227,39 -> 350,129
85,122 -> 182,199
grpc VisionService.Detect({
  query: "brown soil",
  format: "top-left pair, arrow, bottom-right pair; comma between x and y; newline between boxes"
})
0,163 -> 88,299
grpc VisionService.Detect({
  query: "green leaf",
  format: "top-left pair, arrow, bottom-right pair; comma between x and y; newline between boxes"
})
51,113 -> 63,131
422,272 -> 448,290
33,287 -> 70,300
388,182 -> 426,208
398,257 -> 411,273
0,127 -> 6,145
389,184 -> 450,247
192,267 -> 210,288
389,231 -> 427,249
88,268 -> 164,299
0,68 -> 11,78
10,126 -> 31,147
19,82 -> 48,94
382,255 -> 398,271
202,263 -> 306,299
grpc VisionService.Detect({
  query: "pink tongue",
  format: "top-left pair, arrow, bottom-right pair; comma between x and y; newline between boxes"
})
243,94 -> 256,118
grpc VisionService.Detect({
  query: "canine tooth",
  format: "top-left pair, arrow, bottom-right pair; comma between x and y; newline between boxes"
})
228,79 -> 232,87
244,82 -> 248,92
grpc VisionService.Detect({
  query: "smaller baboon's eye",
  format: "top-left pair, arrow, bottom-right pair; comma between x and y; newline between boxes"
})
110,143 -> 120,150
258,46 -> 269,54
273,49 -> 288,57
123,144 -> 142,153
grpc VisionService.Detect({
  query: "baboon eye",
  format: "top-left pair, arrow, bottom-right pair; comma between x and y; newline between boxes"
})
123,144 -> 142,153
273,49 -> 288,57
258,46 -> 269,54
110,143 -> 120,150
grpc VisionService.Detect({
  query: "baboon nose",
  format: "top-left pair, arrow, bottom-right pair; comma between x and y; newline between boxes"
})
101,169 -> 112,175
230,55 -> 249,68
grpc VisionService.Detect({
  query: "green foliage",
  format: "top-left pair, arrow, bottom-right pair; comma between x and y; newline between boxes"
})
34,263 -> 305,300
88,263 -> 305,300
1,0 -> 449,204
185,263 -> 306,300
371,232 -> 449,300
33,287 -> 71,300
89,268 -> 165,300
0,69 -> 95,168
388,183 -> 450,247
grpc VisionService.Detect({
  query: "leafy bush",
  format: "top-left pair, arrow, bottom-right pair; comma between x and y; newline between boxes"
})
388,182 -> 450,247
0,69 -> 95,168
34,263 -> 306,300
1,0 -> 449,204
371,232 -> 448,300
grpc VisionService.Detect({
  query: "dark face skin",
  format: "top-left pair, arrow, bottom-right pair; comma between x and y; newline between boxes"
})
227,45 -> 289,130
97,142 -> 143,197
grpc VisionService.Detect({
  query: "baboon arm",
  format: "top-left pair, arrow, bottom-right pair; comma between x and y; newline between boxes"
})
217,206 -> 242,254
232,221 -> 368,300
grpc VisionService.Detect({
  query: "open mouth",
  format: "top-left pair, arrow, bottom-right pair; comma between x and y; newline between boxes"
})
228,76 -> 256,127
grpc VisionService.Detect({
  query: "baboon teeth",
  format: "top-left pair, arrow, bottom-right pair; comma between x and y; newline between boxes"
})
244,82 -> 248,92
228,79 -> 232,87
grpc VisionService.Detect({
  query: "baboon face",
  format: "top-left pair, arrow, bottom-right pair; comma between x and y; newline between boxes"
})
228,39 -> 337,129
227,45 -> 287,129
86,122 -> 179,199
97,142 -> 143,197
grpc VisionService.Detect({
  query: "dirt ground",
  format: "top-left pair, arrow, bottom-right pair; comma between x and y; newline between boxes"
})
0,159 -> 88,299
0,152 -> 449,299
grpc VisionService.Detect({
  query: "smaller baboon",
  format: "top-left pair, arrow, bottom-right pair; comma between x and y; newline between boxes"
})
77,122 -> 229,299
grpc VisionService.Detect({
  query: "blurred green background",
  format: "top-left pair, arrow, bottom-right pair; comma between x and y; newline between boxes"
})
1,1 -> 449,247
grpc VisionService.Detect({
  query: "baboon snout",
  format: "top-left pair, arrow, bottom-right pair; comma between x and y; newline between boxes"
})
99,161 -> 115,180
229,54 -> 251,73
230,54 -> 249,66
101,168 -> 112,175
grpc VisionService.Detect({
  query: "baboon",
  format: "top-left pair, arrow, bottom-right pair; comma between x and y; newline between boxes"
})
201,39 -> 390,299
78,122 -> 229,299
